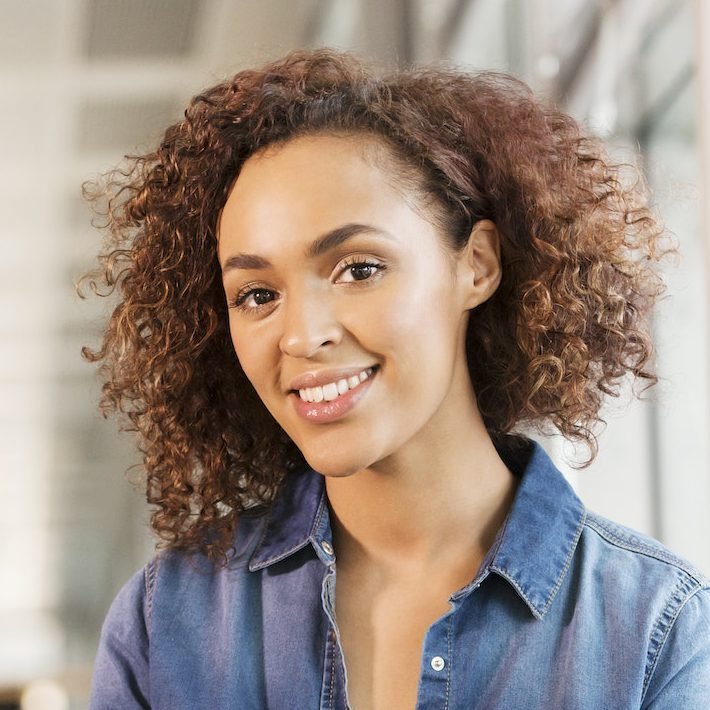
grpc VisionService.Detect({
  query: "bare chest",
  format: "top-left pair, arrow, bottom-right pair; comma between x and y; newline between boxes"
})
334,573 -> 460,710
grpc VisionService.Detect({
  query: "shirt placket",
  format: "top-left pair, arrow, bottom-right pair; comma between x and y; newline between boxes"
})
319,562 -> 352,710
415,613 -> 454,709
319,556 -> 460,710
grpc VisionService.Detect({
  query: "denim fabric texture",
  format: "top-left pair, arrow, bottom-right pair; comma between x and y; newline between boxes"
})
89,440 -> 710,709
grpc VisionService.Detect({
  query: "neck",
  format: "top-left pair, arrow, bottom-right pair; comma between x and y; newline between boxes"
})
324,397 -> 517,575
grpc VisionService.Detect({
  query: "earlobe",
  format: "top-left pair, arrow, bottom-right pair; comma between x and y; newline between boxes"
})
458,219 -> 502,310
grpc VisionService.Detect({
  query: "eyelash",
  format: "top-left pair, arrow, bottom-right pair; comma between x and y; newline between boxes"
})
228,258 -> 386,314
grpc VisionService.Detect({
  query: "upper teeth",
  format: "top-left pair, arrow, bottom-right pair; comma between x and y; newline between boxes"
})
298,367 -> 374,403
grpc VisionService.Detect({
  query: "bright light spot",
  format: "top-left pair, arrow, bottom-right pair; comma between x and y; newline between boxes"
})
20,679 -> 69,710
589,98 -> 618,137
536,53 -> 560,79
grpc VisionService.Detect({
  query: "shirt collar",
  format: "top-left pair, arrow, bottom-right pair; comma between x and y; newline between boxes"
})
248,438 -> 586,619
248,463 -> 335,571
478,438 -> 586,619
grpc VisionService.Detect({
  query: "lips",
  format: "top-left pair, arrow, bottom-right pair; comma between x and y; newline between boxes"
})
289,366 -> 379,423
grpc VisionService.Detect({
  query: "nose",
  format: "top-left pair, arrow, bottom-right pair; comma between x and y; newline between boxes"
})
278,285 -> 343,358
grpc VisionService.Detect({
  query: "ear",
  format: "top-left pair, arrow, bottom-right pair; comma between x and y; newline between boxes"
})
456,219 -> 502,310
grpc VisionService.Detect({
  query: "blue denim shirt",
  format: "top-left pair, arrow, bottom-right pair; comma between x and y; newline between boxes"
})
90,440 -> 710,708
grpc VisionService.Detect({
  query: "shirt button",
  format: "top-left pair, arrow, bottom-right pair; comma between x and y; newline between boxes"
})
320,540 -> 334,556
431,656 -> 445,672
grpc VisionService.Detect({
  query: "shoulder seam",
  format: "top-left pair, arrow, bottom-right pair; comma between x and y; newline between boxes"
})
144,556 -> 158,633
641,579 -> 706,702
584,513 -> 707,583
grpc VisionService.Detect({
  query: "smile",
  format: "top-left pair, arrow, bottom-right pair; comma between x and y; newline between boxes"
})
298,367 -> 376,403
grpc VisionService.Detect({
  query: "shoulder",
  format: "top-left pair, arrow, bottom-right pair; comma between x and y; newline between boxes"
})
580,510 -> 708,599
96,507 -> 270,657
575,510 -> 710,703
90,509 -> 272,707
145,507 -> 271,610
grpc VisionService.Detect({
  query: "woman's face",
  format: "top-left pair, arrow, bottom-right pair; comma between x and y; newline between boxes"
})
218,134 -> 491,476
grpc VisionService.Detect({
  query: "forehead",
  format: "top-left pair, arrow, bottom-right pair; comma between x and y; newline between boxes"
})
218,134 -> 424,246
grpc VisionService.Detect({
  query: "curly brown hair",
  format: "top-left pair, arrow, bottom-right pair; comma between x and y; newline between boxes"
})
79,47 -> 670,565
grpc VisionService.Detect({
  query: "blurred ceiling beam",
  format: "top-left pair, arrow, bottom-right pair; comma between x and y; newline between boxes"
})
438,0 -> 479,56
636,62 -> 693,141
304,0 -> 331,46
305,0 -> 415,64
553,0 -> 605,101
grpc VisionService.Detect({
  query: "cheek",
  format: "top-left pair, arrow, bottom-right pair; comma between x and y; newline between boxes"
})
386,279 -> 455,341
361,287 -> 455,375
228,321 -> 270,388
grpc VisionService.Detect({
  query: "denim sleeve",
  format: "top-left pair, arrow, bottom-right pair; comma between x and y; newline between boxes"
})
642,585 -> 710,708
89,563 -> 152,709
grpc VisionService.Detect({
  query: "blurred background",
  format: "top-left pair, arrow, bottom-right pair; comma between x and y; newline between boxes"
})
1,0 -> 709,707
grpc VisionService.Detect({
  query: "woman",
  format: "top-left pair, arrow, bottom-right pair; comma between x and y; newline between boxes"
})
84,48 -> 709,708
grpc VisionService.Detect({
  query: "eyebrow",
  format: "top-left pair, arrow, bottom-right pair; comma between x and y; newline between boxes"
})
221,222 -> 391,274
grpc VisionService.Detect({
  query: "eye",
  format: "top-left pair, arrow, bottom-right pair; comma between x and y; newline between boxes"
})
228,257 -> 386,314
336,258 -> 385,283
229,286 -> 278,313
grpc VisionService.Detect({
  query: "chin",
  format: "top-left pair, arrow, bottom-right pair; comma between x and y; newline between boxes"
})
299,447 -> 369,478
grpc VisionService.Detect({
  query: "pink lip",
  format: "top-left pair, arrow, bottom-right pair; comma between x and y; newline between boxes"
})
287,365 -> 376,392
290,368 -> 377,424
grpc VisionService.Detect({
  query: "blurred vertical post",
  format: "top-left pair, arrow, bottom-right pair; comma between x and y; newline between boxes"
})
698,0 -> 710,363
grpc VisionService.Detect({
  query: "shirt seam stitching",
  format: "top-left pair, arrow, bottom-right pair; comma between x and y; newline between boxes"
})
540,506 -> 587,614
144,556 -> 157,631
445,614 -> 452,709
330,627 -> 336,709
585,514 -> 707,583
252,538 -> 313,568
311,491 -> 327,541
640,577 -> 703,702
491,506 -> 586,618
251,483 -> 329,570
